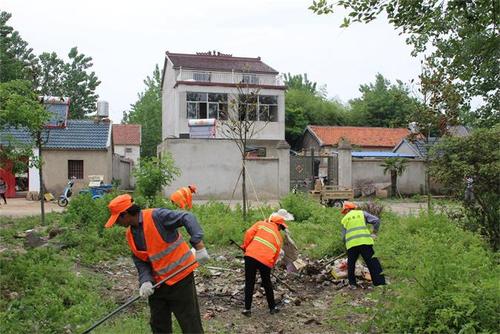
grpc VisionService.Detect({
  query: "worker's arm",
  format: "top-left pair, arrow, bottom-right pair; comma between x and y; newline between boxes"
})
363,211 -> 381,233
132,254 -> 154,286
341,226 -> 347,244
153,208 -> 204,247
241,223 -> 259,250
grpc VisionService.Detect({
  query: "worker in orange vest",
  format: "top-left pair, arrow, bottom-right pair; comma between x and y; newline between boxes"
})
240,209 -> 293,317
105,194 -> 208,333
170,185 -> 197,210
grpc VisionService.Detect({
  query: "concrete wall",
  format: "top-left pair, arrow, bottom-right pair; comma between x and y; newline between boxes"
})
41,149 -> 112,195
112,154 -> 132,189
114,144 -> 140,165
352,158 -> 427,194
158,138 -> 289,200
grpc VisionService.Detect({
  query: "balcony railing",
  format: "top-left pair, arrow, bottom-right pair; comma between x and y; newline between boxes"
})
177,70 -> 284,86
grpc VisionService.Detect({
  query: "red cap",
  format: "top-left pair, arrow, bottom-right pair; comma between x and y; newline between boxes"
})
341,201 -> 357,215
105,194 -> 133,228
269,214 -> 288,229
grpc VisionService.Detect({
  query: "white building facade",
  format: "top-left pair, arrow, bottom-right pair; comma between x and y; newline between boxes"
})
158,51 -> 290,200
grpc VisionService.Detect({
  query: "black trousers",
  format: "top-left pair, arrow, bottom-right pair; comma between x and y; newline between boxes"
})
148,272 -> 204,334
347,244 -> 386,286
0,193 -> 6,204
244,256 -> 275,310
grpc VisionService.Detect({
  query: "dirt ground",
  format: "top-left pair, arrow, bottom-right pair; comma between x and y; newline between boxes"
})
0,197 -> 64,217
93,250 -> 378,334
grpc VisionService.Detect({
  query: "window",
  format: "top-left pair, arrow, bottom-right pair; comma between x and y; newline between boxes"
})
241,74 -> 259,84
193,72 -> 211,82
186,92 -> 228,120
125,147 -> 133,153
238,94 -> 278,122
68,160 -> 83,179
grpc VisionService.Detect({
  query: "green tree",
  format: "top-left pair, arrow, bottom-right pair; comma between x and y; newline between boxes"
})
0,11 -> 37,83
33,47 -> 101,119
348,73 -> 420,127
310,0 -> 500,127
429,126 -> 500,250
381,157 -> 408,197
283,73 -> 318,95
0,80 -> 51,223
122,65 -> 162,157
133,154 -> 180,201
285,88 -> 347,149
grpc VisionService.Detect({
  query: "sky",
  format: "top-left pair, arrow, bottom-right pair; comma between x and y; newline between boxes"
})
3,0 -> 423,123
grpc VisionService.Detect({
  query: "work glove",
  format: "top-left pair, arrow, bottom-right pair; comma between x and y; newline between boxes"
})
371,234 -> 377,240
278,249 -> 285,261
139,281 -> 154,298
191,247 -> 210,264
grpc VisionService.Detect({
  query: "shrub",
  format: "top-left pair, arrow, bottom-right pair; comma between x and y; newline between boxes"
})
133,154 -> 180,201
374,212 -> 499,332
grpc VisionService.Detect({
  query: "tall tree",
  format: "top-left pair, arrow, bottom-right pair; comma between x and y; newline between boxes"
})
429,126 -> 500,250
284,73 -> 318,95
285,87 -> 347,149
347,73 -> 420,127
122,65 -> 162,158
0,11 -> 37,83
310,0 -> 500,127
0,80 -> 51,224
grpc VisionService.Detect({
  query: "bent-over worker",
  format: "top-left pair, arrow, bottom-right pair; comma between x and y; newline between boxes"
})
105,194 -> 209,333
240,209 -> 293,316
170,185 -> 197,210
340,201 -> 386,289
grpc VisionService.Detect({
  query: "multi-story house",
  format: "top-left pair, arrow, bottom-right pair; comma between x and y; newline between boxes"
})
158,51 -> 290,200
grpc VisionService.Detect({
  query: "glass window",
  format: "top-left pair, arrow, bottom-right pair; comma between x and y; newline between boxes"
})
208,93 -> 227,102
187,92 -> 207,102
259,95 -> 277,104
242,74 -> 259,84
219,103 -> 228,120
68,160 -> 83,179
193,72 -> 210,82
269,105 -> 278,122
208,103 -> 218,119
187,102 -> 198,119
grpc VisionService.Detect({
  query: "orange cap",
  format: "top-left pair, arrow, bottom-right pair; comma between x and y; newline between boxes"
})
105,194 -> 133,228
341,201 -> 357,215
188,184 -> 197,193
269,214 -> 288,229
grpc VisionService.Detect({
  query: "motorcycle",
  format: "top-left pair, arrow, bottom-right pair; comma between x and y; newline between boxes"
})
58,177 -> 76,207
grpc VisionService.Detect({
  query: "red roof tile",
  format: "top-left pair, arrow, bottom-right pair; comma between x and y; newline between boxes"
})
166,51 -> 279,74
113,124 -> 141,145
308,126 -> 409,148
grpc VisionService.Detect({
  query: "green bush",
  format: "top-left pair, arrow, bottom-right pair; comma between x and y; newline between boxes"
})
374,213 -> 500,332
279,192 -> 325,222
0,248 -> 115,334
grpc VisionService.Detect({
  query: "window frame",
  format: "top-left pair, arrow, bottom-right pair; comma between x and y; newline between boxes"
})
186,92 -> 228,120
68,160 -> 84,179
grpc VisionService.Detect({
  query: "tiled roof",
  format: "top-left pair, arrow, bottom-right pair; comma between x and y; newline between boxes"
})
166,52 -> 279,74
307,125 -> 410,148
112,124 -> 141,145
0,120 -> 111,150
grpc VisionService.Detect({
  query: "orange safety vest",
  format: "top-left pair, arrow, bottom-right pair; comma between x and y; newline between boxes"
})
242,220 -> 283,268
170,187 -> 193,209
126,209 -> 198,285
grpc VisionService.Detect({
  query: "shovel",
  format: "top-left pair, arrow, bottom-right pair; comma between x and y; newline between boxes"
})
80,260 -> 197,334
229,239 -> 296,293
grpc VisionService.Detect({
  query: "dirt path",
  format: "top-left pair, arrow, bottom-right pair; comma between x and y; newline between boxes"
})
0,197 -> 64,217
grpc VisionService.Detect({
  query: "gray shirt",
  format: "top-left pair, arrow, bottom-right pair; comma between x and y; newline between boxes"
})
131,208 -> 204,285
341,211 -> 380,244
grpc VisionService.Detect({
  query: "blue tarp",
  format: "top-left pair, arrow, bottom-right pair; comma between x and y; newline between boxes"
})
352,151 -> 416,158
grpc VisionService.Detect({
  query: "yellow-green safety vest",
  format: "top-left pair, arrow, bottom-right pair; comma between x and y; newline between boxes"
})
341,210 -> 374,250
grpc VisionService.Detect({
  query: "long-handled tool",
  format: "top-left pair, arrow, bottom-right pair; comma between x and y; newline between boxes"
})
229,239 -> 296,293
81,260 -> 197,334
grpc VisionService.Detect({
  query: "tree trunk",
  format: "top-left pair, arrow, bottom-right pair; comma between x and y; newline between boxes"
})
38,138 -> 45,225
242,159 -> 247,221
391,171 -> 397,197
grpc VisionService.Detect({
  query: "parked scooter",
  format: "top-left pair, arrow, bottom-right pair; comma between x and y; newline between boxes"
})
58,177 -> 76,207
